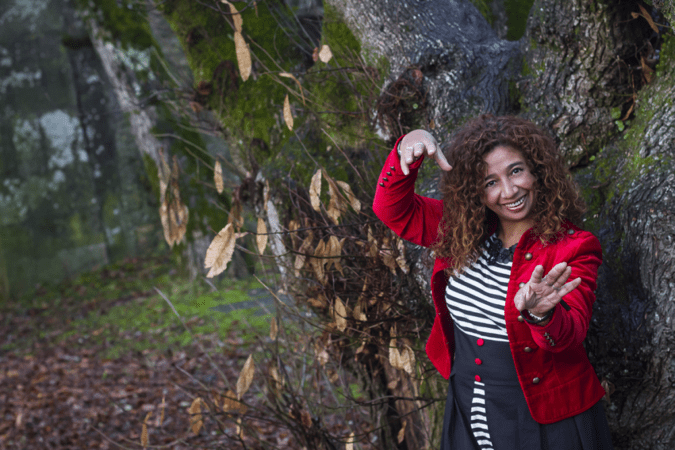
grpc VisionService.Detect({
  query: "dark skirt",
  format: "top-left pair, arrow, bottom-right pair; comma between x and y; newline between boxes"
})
440,328 -> 614,450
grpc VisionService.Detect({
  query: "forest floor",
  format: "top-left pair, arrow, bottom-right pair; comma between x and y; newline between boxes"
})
0,254 -> 333,449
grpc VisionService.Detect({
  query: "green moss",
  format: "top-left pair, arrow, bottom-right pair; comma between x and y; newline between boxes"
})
656,34 -> 674,79
468,0 -> 494,26
75,0 -> 154,50
505,0 -> 536,41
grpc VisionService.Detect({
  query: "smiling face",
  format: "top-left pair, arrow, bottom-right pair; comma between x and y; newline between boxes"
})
482,145 -> 537,238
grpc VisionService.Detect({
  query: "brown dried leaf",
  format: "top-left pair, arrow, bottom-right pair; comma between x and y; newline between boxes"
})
141,411 -> 151,447
188,397 -> 203,434
324,171 -> 347,223
234,31 -> 251,81
336,180 -> 361,212
311,239 -> 326,282
159,197 -> 189,248
312,46 -> 319,62
279,72 -> 306,105
346,432 -> 355,450
295,231 -> 314,276
301,410 -> 312,429
214,160 -> 224,194
307,295 -> 327,308
256,218 -> 268,254
283,93 -> 294,130
395,237 -> 409,273
158,395 -> 165,427
397,419 -> 407,444
641,56 -> 654,84
389,338 -> 401,369
638,5 -> 659,34
381,236 -> 397,273
236,354 -> 255,400
399,345 -> 416,375
204,223 -> 237,278
228,200 -> 243,229
318,44 -> 333,63
309,169 -> 322,211
333,296 -> 348,332
222,390 -> 246,413
270,317 -> 278,340
269,366 -> 284,390
221,0 -> 243,32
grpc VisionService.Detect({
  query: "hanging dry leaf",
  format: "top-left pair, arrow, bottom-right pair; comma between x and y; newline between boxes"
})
283,93 -> 293,130
158,395 -> 165,427
222,389 -> 245,413
312,46 -> 319,62
141,411 -> 151,447
325,235 -> 345,275
294,231 -> 314,276
234,31 -> 251,81
638,5 -> 659,34
204,223 -> 237,278
311,239 -> 327,282
270,317 -> 278,340
307,295 -> 328,308
323,171 -> 348,223
228,200 -> 243,229
395,237 -> 409,273
389,338 -> 401,368
397,419 -> 407,444
381,236 -> 398,273
640,56 -> 655,84
333,296 -> 348,332
256,217 -> 268,254
346,432 -> 355,450
188,397 -> 203,434
236,354 -> 255,400
300,410 -> 312,429
315,343 -> 329,366
309,169 -> 322,211
159,197 -> 189,248
214,160 -> 224,194
221,0 -> 243,32
336,180 -> 361,212
269,366 -> 284,390
399,344 -> 416,375
279,72 -> 306,105
318,44 -> 333,63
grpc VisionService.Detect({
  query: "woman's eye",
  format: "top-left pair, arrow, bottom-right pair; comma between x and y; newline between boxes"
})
512,167 -> 523,175
485,180 -> 495,188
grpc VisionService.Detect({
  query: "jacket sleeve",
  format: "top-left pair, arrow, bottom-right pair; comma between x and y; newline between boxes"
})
526,231 -> 602,352
372,136 -> 444,248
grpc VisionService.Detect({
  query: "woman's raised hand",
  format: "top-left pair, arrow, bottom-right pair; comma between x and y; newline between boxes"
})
514,262 -> 582,318
399,129 -> 453,176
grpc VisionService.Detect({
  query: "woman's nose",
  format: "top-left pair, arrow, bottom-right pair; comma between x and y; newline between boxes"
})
502,180 -> 518,197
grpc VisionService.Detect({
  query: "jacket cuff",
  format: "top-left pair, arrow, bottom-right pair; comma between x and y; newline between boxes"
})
527,303 -> 564,349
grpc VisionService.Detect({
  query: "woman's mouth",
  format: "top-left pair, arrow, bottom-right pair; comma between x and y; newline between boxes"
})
504,196 -> 526,211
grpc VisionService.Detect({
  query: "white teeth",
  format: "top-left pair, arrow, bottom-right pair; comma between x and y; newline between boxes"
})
506,197 -> 525,208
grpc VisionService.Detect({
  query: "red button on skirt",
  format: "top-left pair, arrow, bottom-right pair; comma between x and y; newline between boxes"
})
477,338 -> 484,346
475,358 -> 482,365
475,375 -> 481,382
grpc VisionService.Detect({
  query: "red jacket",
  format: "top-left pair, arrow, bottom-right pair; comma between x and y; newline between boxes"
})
373,136 -> 606,424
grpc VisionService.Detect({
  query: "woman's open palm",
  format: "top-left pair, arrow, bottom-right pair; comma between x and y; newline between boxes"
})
514,262 -> 582,317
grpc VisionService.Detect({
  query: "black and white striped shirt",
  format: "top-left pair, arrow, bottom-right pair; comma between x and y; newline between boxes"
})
445,233 -> 514,343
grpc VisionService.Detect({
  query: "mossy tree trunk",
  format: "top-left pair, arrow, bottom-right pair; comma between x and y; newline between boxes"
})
331,0 -> 675,448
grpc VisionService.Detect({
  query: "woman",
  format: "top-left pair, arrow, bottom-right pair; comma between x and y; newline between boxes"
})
373,115 -> 613,449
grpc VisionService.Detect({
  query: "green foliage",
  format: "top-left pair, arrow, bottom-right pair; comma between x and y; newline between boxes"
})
468,0 -> 494,25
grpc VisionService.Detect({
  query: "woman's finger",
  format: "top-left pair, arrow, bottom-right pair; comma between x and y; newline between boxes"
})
400,149 -> 411,176
529,265 -> 545,284
434,149 -> 453,172
556,277 -> 582,298
545,262 -> 568,286
413,142 -> 425,158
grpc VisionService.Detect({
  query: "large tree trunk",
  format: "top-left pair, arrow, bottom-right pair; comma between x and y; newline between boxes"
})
330,0 -> 675,448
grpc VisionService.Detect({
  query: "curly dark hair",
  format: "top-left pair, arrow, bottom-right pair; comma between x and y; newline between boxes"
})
432,114 -> 586,275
